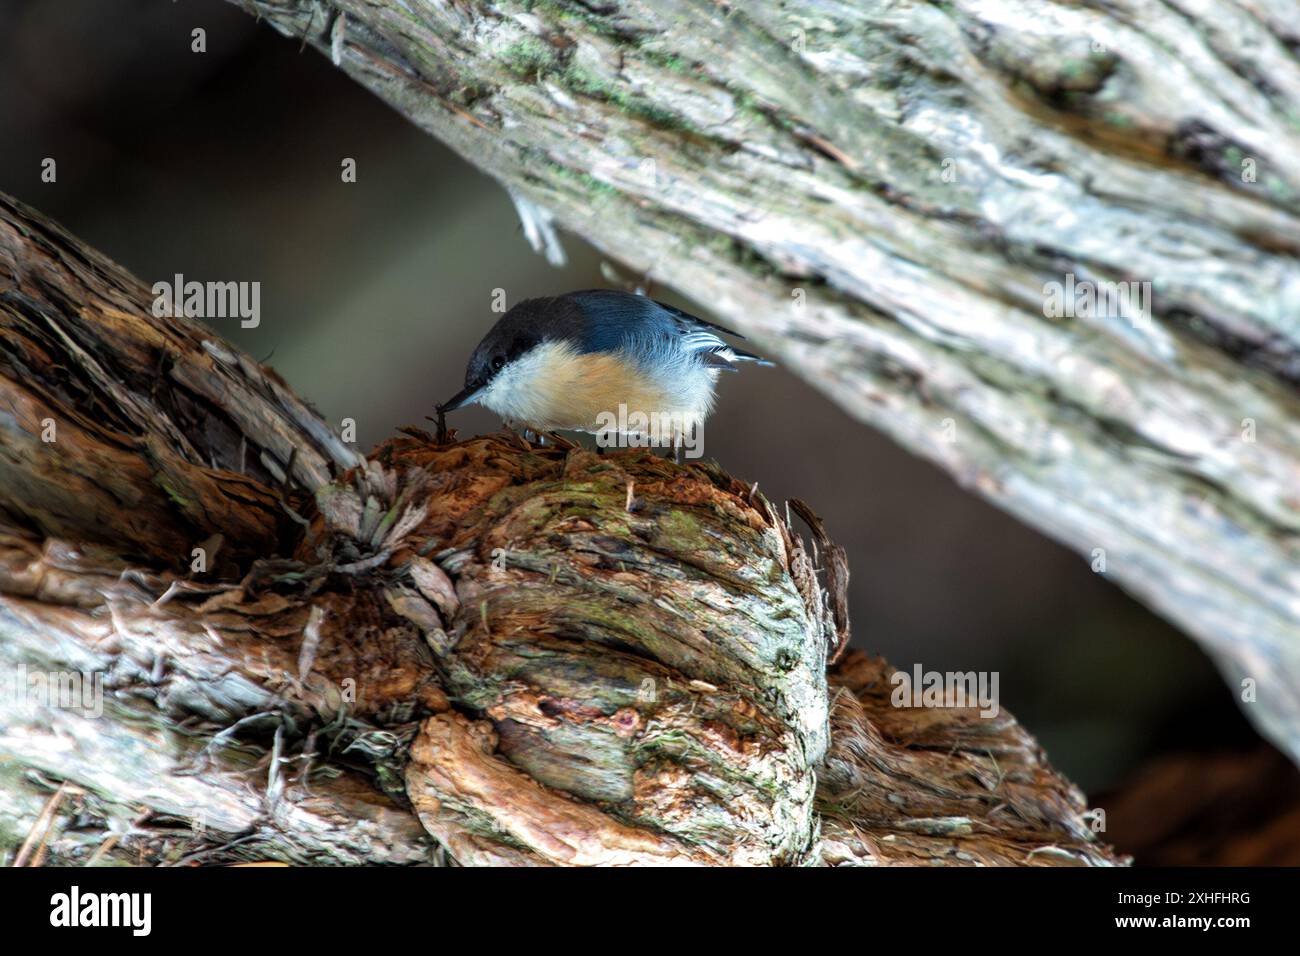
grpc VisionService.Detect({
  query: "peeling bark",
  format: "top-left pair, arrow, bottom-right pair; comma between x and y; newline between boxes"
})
0,194 -> 1119,865
0,194 -> 360,567
229,0 -> 1300,762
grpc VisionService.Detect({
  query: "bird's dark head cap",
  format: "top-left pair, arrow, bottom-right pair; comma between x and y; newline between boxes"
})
438,296 -> 581,411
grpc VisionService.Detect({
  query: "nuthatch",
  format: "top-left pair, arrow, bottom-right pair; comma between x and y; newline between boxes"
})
439,290 -> 771,454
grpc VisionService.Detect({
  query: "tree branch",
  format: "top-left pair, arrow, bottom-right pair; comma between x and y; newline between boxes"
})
229,0 -> 1300,762
0,192 -> 1119,865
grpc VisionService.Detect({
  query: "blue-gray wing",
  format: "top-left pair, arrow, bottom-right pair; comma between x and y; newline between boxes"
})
569,290 -> 773,369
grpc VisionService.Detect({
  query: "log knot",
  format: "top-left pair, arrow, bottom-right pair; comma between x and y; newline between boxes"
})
310,430 -> 842,864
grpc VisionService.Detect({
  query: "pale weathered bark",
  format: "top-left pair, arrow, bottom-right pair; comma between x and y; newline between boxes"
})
228,0 -> 1300,762
0,193 -> 1118,865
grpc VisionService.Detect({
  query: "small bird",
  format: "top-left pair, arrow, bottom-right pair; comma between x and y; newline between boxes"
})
439,290 -> 771,454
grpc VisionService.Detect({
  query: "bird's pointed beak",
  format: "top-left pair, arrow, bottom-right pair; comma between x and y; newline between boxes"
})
438,385 -> 484,412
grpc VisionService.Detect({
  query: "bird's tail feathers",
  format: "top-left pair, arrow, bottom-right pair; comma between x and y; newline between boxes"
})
731,347 -> 775,367
701,347 -> 775,371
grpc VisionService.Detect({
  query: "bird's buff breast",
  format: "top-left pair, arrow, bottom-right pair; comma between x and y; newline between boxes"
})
480,341 -> 715,435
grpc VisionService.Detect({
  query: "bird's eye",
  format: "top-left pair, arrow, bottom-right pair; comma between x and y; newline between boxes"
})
490,355 -> 506,372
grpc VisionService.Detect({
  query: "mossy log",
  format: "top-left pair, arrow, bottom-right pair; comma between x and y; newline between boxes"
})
0,193 -> 1118,865
229,0 -> 1300,765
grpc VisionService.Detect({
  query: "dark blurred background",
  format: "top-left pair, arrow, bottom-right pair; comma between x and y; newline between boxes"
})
0,1 -> 1269,820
